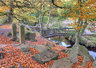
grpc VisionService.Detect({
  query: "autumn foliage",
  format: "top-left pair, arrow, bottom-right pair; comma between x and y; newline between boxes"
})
0,33 -> 94,68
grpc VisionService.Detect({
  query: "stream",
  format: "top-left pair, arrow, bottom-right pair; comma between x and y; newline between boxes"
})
48,37 -> 96,60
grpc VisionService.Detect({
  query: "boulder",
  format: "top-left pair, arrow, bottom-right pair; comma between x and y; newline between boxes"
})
51,57 -> 73,68
67,45 -> 93,66
51,45 -> 94,68
17,44 -> 48,53
25,32 -> 37,41
30,45 -> 48,52
32,49 -> 59,64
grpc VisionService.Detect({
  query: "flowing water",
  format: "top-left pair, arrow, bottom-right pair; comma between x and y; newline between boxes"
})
48,36 -> 96,60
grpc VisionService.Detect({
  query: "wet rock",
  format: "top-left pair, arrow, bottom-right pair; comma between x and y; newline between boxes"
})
32,49 -> 59,64
0,48 -> 4,59
20,47 -> 30,52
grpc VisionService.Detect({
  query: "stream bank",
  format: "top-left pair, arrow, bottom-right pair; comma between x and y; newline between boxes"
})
65,35 -> 96,52
48,36 -> 96,60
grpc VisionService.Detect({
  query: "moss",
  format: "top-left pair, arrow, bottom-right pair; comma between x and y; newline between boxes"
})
79,45 -> 94,61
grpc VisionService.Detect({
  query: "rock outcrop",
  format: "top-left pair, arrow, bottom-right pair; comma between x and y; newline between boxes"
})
32,49 -> 59,64
51,45 -> 94,68
16,44 -> 48,53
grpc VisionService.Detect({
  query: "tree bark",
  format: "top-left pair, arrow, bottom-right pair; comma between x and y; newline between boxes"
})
7,8 -> 13,23
74,18 -> 81,45
7,0 -> 14,23
80,20 -> 88,35
38,0 -> 43,33
74,31 -> 80,45
19,25 -> 25,44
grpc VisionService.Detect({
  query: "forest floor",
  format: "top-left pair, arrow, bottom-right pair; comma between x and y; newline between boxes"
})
0,24 -> 68,68
0,24 -> 94,68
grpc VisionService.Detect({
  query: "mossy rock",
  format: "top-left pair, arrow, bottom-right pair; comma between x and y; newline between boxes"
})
51,45 -> 94,68
17,44 -> 48,53
51,57 -> 73,68
68,36 -> 96,48
25,32 -> 37,41
67,45 -> 93,66
32,49 -> 59,64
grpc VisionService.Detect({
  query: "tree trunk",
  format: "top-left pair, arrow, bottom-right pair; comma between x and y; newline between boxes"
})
12,23 -> 17,41
7,0 -> 14,23
19,25 -> 25,44
74,31 -> 80,45
46,1 -> 51,29
39,14 -> 42,33
80,20 -> 88,35
38,0 -> 43,33
46,11 -> 51,29
7,8 -> 13,23
74,18 -> 81,45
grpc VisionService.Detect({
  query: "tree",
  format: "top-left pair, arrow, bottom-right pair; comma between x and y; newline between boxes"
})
0,0 -> 39,24
52,0 -> 96,45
